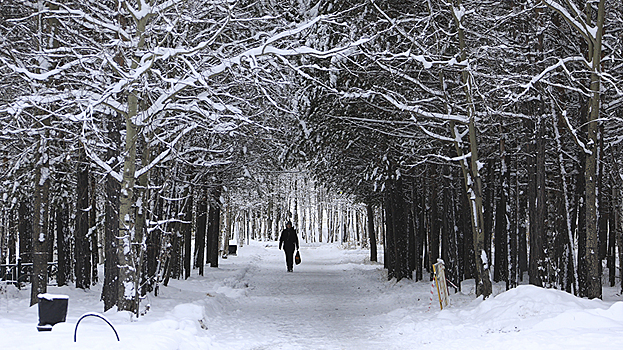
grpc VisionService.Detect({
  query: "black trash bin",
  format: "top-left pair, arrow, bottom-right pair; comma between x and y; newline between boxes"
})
228,244 -> 237,256
37,294 -> 69,331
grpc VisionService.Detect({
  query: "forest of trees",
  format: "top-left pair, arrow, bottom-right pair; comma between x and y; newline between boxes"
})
1,0 -> 622,315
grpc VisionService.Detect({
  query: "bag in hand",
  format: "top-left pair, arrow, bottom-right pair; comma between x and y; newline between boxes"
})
295,250 -> 301,265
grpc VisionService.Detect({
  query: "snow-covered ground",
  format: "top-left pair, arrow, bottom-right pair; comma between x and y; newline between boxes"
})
1,241 -> 623,349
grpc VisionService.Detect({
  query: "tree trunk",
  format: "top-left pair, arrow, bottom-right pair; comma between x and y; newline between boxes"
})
407,194 -> 415,275
136,139 -> 152,297
367,203 -> 377,262
617,187 -> 623,294
75,147 -> 91,290
117,9 -> 150,314
494,129 -> 509,288
56,202 -> 71,287
267,200 -> 273,241
102,114 -> 121,311
103,163 -> 120,311
529,117 -> 547,287
8,211 -> 16,265
30,135 -> 51,306
576,148 -> 587,296
183,187 -> 193,280
18,201 -> 33,266
223,202 -> 231,257
195,189 -> 208,275
608,183 -> 615,287
207,186 -> 222,268
416,189 -> 425,281
90,173 -> 98,285
442,169 -> 458,288
392,178 -> 409,281
429,165 -> 440,276
117,97 -> 138,313
384,191 -> 395,279
0,211 -> 4,269
483,160 -> 494,265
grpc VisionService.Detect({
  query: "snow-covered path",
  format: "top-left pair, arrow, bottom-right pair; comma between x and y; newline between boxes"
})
3,241 -> 623,350
202,243 -> 397,350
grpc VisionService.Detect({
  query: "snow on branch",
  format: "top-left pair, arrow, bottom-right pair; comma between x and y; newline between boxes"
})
430,152 -> 472,163
125,0 -> 183,21
202,37 -> 372,79
514,56 -> 588,101
81,137 -> 123,182
341,90 -> 469,124
561,110 -> 592,155
50,6 -> 131,41
1,56 -> 97,82
542,0 -> 594,42
134,123 -> 197,179
136,18 -> 371,125
417,124 -> 457,143
371,57 -> 443,96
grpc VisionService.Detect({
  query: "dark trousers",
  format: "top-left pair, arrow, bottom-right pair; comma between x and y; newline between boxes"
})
284,248 -> 295,270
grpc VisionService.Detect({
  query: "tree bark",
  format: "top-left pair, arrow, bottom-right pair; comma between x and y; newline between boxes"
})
117,8 -> 150,314
384,195 -> 395,278
195,189 -> 208,275
367,203 -> 377,262
102,114 -> 121,311
442,168 -> 459,288
392,178 -> 409,281
103,168 -> 120,311
429,165 -> 440,276
183,187 -> 193,280
608,183 -> 615,287
75,146 -> 91,290
494,129 -> 509,288
117,96 -> 138,313
529,117 -> 547,287
207,186 -> 222,268
90,173 -> 98,285
56,203 -> 71,287
30,133 -> 51,306
617,187 -> 623,294
416,189 -> 425,281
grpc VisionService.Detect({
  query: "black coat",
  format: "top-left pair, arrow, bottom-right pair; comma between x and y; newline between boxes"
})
279,227 -> 299,252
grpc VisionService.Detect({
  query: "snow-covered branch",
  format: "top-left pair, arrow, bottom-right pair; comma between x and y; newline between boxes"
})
542,0 -> 594,42
514,56 -> 588,101
341,90 -> 469,124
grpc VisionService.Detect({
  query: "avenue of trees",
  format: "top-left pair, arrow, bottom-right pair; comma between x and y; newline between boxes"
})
1,0 -> 622,316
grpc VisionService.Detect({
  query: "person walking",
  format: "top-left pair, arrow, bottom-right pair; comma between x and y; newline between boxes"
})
279,221 -> 299,272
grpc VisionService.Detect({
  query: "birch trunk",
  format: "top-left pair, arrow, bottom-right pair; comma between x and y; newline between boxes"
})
117,5 -> 150,312
449,0 -> 492,297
